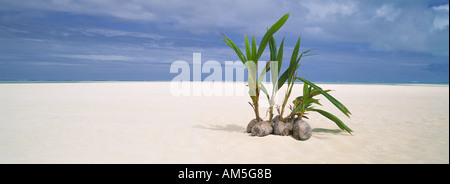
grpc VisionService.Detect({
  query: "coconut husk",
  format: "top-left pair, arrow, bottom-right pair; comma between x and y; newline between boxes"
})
251,121 -> 273,137
272,115 -> 293,136
246,119 -> 259,133
292,119 -> 312,141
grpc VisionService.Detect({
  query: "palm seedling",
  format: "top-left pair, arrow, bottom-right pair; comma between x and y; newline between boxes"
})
275,36 -> 314,121
263,26 -> 352,135
222,12 -> 353,138
221,13 -> 290,122
269,37 -> 352,135
286,78 -> 353,134
259,35 -> 284,124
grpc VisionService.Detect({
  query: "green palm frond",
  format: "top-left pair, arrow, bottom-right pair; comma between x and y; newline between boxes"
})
297,77 -> 352,117
308,108 -> 353,134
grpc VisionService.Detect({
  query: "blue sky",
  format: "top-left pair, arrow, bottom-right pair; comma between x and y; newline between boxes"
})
0,0 -> 448,82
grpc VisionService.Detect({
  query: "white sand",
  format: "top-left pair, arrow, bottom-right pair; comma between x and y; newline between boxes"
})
0,82 -> 448,164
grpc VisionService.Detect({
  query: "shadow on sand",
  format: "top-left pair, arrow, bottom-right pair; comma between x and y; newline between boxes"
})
193,125 -> 347,138
193,124 -> 245,133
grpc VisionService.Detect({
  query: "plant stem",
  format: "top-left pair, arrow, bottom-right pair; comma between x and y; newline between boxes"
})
280,112 -> 295,121
253,87 -> 262,122
268,106 -> 274,125
280,81 -> 294,118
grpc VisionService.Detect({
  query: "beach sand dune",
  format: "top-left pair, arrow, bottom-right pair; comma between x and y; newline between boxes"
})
0,82 -> 448,163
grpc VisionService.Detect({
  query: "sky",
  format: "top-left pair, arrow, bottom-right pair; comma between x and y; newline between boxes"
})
0,0 -> 449,83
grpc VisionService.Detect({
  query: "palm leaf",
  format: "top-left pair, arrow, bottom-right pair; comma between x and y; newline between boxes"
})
308,108 -> 353,134
221,34 -> 247,65
303,82 -> 309,97
310,89 -> 331,98
277,38 -> 285,74
290,37 -> 301,68
297,77 -> 352,117
256,13 -> 290,61
251,34 -> 257,63
270,57 -> 279,91
295,49 -> 313,71
258,61 -> 271,86
244,35 -> 252,62
243,58 -> 257,96
269,35 -> 277,61
260,83 -> 271,103
277,36 -> 300,89
277,69 -> 289,90
311,98 -> 322,106
292,103 -> 303,114
287,37 -> 301,83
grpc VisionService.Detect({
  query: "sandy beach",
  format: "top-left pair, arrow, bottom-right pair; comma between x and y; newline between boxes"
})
0,82 -> 448,164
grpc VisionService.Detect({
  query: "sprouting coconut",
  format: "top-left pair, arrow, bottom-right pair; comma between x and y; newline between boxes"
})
246,119 -> 259,133
222,13 -> 353,141
292,119 -> 312,141
272,115 -> 293,136
251,121 -> 273,137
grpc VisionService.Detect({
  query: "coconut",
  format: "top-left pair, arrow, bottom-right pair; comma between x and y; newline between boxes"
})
246,119 -> 259,133
272,115 -> 293,136
292,119 -> 312,141
251,121 -> 273,137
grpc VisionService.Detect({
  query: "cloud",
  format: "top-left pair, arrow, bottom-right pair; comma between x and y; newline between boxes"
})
71,28 -> 164,40
302,0 -> 357,20
433,4 -> 449,11
286,1 -> 449,56
52,54 -> 136,61
432,4 -> 449,30
375,4 -> 402,21
0,0 -> 448,61
0,0 -> 155,21
0,25 -> 29,34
